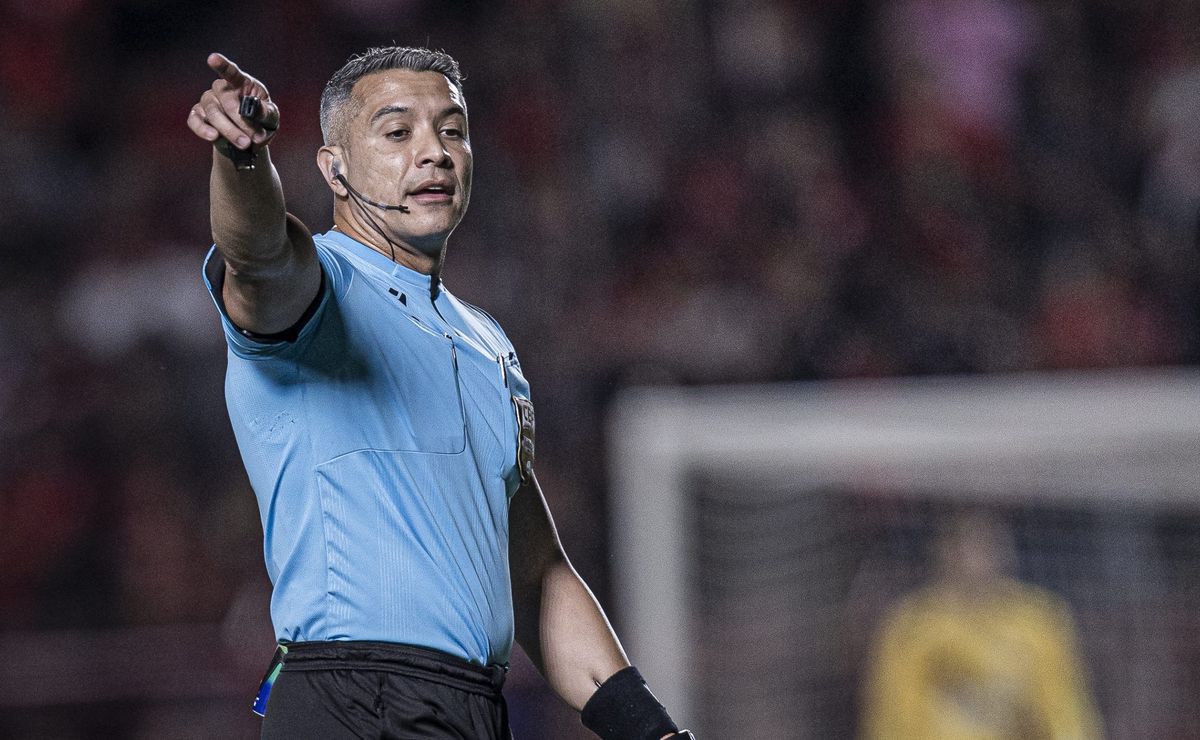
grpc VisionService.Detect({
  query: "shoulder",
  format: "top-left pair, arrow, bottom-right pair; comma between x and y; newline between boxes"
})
311,232 -> 357,298
997,578 -> 1075,627
884,586 -> 939,624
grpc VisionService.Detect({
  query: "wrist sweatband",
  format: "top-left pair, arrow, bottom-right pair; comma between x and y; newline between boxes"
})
581,666 -> 680,740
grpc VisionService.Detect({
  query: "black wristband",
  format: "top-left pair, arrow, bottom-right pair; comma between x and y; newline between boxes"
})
581,666 -> 680,740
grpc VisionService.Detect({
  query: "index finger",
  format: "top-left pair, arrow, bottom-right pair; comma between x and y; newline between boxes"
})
207,52 -> 247,86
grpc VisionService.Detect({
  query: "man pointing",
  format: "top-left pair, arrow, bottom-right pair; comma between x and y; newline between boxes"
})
188,47 -> 691,740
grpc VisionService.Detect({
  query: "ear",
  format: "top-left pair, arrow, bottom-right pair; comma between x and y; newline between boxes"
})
317,146 -> 347,196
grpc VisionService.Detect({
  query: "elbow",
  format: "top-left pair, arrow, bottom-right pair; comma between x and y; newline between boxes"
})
513,547 -> 568,597
215,212 -> 311,282
215,234 -> 300,282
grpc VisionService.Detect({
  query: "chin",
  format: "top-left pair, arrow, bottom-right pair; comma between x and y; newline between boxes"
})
402,224 -> 458,255
425,213 -> 464,235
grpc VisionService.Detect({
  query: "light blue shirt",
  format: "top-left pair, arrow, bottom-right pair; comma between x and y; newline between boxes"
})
203,230 -> 529,665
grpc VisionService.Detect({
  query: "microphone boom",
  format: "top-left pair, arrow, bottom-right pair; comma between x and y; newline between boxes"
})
336,174 -> 410,213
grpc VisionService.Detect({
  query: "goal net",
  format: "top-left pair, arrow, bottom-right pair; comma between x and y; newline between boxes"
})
607,369 -> 1200,739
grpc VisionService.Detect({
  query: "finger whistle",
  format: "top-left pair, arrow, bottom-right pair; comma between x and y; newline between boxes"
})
230,95 -> 261,171
239,95 -> 262,121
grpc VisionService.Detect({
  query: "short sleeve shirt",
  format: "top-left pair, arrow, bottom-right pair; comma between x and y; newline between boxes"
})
203,229 -> 530,665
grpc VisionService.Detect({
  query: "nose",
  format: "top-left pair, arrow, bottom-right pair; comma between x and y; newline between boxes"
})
414,125 -> 451,168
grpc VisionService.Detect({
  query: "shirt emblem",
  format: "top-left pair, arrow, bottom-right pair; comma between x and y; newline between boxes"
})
512,396 -> 535,484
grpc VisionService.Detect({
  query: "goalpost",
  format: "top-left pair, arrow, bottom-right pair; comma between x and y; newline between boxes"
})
607,368 -> 1200,739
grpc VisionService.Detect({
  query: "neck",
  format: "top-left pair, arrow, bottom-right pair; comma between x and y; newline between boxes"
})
332,216 -> 442,275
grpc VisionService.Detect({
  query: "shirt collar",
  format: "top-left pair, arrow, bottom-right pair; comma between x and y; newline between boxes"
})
321,228 -> 443,292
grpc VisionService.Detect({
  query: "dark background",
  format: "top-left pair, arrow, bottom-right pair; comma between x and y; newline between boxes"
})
2,0 -> 1198,737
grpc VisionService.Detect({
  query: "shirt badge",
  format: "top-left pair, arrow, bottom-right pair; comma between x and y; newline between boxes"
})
512,396 -> 535,484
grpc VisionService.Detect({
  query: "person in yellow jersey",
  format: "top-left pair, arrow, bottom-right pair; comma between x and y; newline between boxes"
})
861,508 -> 1104,740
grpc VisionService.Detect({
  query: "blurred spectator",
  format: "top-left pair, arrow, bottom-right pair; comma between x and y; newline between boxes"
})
0,433 -> 99,629
861,509 -> 1104,740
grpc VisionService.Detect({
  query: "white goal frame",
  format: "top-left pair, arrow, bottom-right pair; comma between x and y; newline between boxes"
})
606,368 -> 1200,731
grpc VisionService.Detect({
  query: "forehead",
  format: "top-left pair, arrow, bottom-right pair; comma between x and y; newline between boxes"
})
350,69 -> 466,123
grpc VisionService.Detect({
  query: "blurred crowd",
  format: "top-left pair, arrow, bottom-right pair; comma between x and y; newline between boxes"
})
2,0 -> 1198,736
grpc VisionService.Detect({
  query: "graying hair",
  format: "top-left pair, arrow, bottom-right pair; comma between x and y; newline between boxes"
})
319,46 -> 464,145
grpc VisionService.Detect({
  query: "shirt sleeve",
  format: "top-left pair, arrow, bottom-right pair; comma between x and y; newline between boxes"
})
201,242 -> 347,359
1028,598 -> 1105,740
861,598 -> 932,740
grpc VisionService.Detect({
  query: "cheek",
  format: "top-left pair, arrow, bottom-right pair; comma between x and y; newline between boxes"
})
455,154 -> 473,192
364,144 -> 410,176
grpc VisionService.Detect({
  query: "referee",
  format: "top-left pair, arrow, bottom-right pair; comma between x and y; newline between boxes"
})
188,47 -> 692,740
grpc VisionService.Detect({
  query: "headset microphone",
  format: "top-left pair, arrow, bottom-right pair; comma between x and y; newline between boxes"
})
334,173 -> 410,213
332,166 -> 426,280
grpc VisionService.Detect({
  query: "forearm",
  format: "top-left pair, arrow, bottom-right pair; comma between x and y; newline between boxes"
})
192,55 -> 319,334
209,146 -> 291,277
515,557 -> 629,710
509,473 -> 689,738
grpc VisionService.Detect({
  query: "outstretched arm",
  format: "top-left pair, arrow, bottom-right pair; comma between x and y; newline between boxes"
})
509,473 -> 692,739
187,52 -> 320,335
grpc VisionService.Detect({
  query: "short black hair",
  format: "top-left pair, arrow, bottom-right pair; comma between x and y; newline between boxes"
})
319,46 -> 464,145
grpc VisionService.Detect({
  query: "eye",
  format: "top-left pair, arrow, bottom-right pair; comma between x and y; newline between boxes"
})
386,129 -> 409,139
441,127 -> 463,139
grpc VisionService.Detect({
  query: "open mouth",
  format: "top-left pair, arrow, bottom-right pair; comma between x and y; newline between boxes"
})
409,182 -> 455,203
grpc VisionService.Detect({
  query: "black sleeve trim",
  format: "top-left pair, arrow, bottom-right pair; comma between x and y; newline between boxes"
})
207,254 -> 327,344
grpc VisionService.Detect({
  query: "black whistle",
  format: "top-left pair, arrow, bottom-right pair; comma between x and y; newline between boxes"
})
229,95 -> 262,171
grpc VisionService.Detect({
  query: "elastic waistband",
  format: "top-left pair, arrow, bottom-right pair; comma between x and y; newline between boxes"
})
280,641 -> 507,698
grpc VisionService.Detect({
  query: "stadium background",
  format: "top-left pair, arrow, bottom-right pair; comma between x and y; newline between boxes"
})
1,0 -> 1199,737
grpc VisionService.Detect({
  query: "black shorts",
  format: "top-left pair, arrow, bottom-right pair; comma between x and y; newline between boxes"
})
259,641 -> 512,739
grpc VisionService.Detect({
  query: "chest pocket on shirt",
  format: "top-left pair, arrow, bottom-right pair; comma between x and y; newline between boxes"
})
384,315 -> 467,454
452,340 -> 522,480
296,276 -> 467,458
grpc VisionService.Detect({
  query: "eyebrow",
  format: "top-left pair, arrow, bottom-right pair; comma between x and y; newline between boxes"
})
370,105 -> 407,124
370,104 -> 466,125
